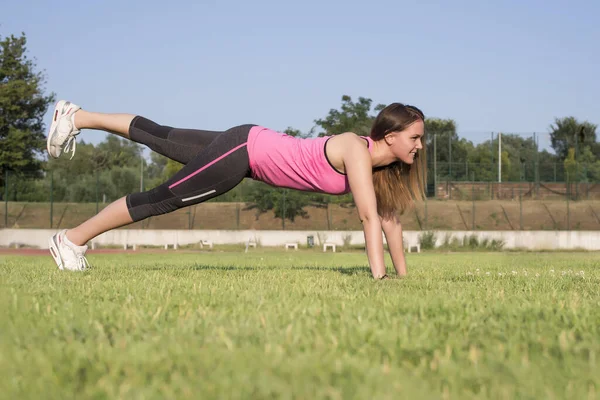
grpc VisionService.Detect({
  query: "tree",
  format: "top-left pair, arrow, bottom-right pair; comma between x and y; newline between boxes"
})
453,134 -> 541,182
283,127 -> 314,139
564,146 -> 600,183
142,153 -> 183,192
0,32 -> 55,190
425,119 -> 458,166
499,150 -> 511,182
497,134 -> 537,181
46,140 -> 98,176
549,117 -> 597,161
467,144 -> 494,181
314,95 -> 385,137
538,150 -> 561,182
425,118 -> 457,140
425,118 -> 475,180
145,151 -> 168,183
245,181 -> 309,223
95,135 -> 143,170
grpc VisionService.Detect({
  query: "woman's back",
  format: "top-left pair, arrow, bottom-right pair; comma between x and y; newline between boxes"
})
248,126 -> 364,195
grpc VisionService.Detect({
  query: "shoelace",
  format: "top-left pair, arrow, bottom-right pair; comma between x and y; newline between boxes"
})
64,136 -> 77,160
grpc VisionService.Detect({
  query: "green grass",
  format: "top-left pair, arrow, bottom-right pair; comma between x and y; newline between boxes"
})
1,251 -> 599,399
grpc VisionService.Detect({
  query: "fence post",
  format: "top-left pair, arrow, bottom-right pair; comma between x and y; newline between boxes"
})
471,172 -> 475,230
96,169 -> 99,215
424,196 -> 428,230
140,154 -> 144,192
566,172 -> 570,230
587,182 -> 590,200
575,163 -> 579,200
50,170 -> 54,229
448,134 -> 452,181
519,189 -> 523,230
534,132 -> 539,197
4,170 -> 8,228
433,134 -> 437,199
282,189 -> 286,230
490,132 -> 494,181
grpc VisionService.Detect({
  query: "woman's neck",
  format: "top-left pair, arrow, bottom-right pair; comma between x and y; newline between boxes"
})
370,139 -> 396,168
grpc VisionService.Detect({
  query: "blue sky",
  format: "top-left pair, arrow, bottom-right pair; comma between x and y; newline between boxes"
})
2,0 -> 599,153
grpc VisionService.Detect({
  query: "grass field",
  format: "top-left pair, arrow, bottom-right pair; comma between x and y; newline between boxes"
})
1,250 -> 599,399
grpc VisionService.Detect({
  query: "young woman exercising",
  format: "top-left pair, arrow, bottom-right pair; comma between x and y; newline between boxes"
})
46,101 -> 426,279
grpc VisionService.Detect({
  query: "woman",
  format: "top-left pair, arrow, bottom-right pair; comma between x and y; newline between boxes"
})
46,100 -> 426,278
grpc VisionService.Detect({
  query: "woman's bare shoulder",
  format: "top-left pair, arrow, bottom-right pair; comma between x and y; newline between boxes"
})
333,132 -> 368,147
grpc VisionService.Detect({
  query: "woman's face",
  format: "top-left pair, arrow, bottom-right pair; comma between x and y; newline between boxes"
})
386,120 -> 424,164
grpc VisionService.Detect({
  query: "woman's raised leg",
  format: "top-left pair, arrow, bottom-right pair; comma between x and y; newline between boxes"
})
73,110 -> 136,139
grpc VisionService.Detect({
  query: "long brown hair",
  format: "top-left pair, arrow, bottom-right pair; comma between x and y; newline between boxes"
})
370,103 -> 427,218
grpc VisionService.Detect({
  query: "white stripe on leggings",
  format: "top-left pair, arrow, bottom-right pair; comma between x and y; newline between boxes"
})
182,189 -> 216,202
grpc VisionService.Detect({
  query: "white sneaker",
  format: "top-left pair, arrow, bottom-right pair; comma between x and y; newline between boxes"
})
48,229 -> 91,271
47,100 -> 82,159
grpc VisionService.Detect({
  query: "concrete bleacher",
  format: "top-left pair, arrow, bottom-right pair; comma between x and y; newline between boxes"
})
323,243 -> 336,252
2,228 -> 600,251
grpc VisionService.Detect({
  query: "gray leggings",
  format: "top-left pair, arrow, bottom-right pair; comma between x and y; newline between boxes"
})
125,116 -> 255,222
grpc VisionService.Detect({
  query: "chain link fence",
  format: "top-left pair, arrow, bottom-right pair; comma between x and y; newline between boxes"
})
1,165 -> 599,230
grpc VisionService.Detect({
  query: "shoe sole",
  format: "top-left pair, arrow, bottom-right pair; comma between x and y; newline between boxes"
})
48,234 -> 65,270
46,100 -> 68,158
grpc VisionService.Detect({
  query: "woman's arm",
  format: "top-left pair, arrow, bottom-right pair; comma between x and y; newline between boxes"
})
343,136 -> 386,279
380,215 -> 407,276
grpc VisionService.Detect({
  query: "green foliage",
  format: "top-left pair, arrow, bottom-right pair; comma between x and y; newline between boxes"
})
146,151 -> 168,179
500,149 -> 511,181
145,157 -> 183,190
563,146 -> 600,183
283,127 -> 314,139
273,189 -> 309,222
564,148 -> 577,182
435,233 -> 505,251
109,166 -> 140,196
314,95 -> 385,137
425,118 -> 457,136
95,136 -> 143,170
3,173 -> 49,201
62,173 -> 105,202
46,141 -> 99,176
418,231 -> 437,249
33,137 -> 146,202
550,116 -> 597,161
425,119 -> 460,162
496,134 -> 536,181
0,32 -> 55,188
464,144 -> 492,181
537,150 -> 561,181
246,181 -> 309,222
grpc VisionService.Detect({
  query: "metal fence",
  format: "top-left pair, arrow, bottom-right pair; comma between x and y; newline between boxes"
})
1,167 -> 599,231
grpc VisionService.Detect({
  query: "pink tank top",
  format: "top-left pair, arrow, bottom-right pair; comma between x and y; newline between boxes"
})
247,126 -> 373,195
